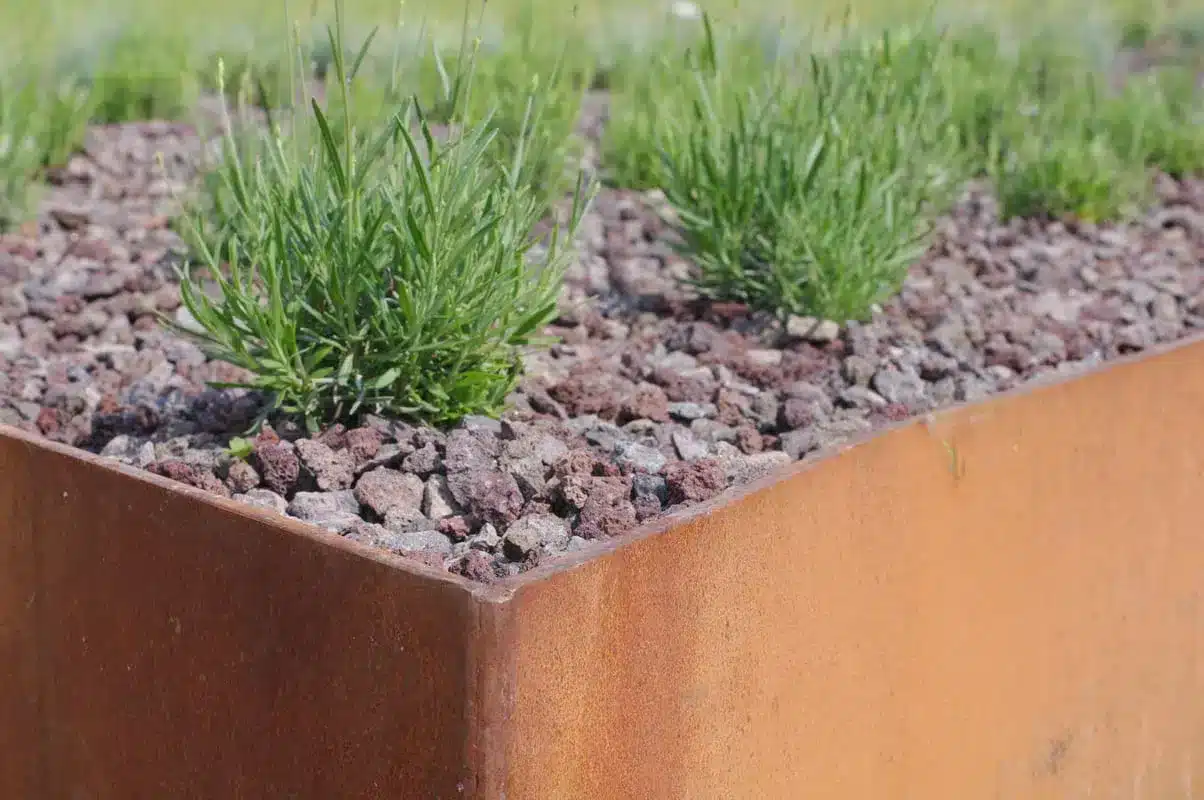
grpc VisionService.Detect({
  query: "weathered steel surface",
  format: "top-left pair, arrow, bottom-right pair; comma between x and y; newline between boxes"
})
2,335 -> 1204,798
0,433 -> 480,798
0,425 -> 42,797
499,336 -> 1204,798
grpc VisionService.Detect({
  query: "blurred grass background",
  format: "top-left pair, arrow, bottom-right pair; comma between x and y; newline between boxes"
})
7,0 -> 1202,62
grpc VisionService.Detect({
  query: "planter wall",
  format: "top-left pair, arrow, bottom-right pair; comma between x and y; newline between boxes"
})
4,336 -> 1204,798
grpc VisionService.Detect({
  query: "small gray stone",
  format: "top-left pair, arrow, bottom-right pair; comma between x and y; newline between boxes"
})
838,386 -> 888,410
871,367 -> 926,406
723,451 -> 792,485
786,315 -> 840,343
585,423 -> 625,451
956,375 -> 993,402
443,428 -> 498,473
690,419 -> 738,443
667,402 -> 716,421
355,443 -> 406,474
287,490 -> 362,532
749,393 -> 780,431
631,473 -> 668,505
381,528 -> 453,556
506,455 -> 549,499
100,435 -> 141,463
566,536 -> 590,552
423,474 -> 460,519
613,440 -> 667,473
460,415 -> 504,436
841,355 -> 877,387
401,442 -> 443,476
354,468 -> 424,518
780,416 -> 872,459
746,348 -> 783,367
295,438 -> 355,491
235,488 -> 289,515
469,523 -> 501,552
384,506 -> 439,533
671,430 -> 711,461
503,514 -> 570,558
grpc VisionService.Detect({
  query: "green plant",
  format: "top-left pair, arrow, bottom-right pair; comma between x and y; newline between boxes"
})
90,30 -> 200,123
0,74 -> 44,230
658,18 -> 959,322
601,21 -> 784,190
174,0 -> 590,431
415,6 -> 591,205
39,78 -> 95,168
1104,65 -> 1204,178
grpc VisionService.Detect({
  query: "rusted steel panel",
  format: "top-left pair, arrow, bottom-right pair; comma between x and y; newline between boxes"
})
501,336 -> 1204,798
2,433 -> 478,799
0,436 -> 43,797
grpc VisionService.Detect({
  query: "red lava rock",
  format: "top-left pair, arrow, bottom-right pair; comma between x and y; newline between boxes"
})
35,407 -> 61,435
148,459 -> 231,498
714,388 -> 749,426
632,493 -> 662,522
552,449 -> 619,479
650,366 -> 716,403
344,426 -> 382,462
225,460 -> 260,494
445,469 -> 524,528
735,425 -> 763,454
574,476 -> 637,540
254,425 -> 281,447
252,443 -> 300,497
548,366 -> 631,419
451,550 -> 496,583
880,403 -> 911,422
617,382 -> 670,423
354,468 -> 423,519
316,423 -> 347,450
295,438 -> 356,491
438,515 -> 472,541
664,459 -> 727,505
444,428 -> 499,473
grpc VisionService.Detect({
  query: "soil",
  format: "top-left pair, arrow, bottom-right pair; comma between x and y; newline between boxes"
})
3,97 -> 1204,584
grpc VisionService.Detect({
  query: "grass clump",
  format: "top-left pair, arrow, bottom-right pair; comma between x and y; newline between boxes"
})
941,30 -> 1203,221
657,18 -> 961,322
89,30 -> 200,123
175,2 -> 590,431
0,69 -> 93,230
415,8 -> 592,205
0,76 -> 45,230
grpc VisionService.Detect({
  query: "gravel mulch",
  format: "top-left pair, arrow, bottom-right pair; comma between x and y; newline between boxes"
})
3,107 -> 1204,584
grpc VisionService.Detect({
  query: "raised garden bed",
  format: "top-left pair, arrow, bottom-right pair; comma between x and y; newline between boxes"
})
5,333 -> 1204,795
3,2 -> 1204,793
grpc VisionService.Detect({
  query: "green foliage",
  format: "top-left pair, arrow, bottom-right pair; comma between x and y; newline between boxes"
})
0,76 -> 44,230
175,2 -> 590,430
90,31 -> 200,123
657,17 -> 960,322
1103,65 -> 1204,179
39,78 -> 96,168
601,23 -> 780,190
0,69 -> 94,230
414,10 -> 592,205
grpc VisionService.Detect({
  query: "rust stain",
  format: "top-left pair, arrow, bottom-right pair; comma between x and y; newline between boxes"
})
2,333 -> 1204,797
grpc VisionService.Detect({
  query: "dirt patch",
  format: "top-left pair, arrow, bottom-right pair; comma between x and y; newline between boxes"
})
2,106 -> 1203,583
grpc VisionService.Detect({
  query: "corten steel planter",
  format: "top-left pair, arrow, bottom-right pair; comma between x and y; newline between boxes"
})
4,336 -> 1204,799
